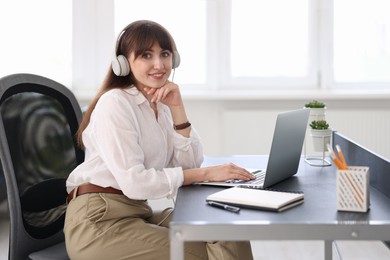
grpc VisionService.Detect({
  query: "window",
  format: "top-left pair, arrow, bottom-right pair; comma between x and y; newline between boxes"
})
115,0 -> 207,86
333,0 -> 390,86
1,0 -> 389,97
231,1 -> 309,78
227,0 -> 315,88
0,0 -> 72,87
113,0 -> 390,91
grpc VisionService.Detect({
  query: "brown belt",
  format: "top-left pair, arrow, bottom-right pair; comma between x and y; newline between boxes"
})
67,183 -> 123,204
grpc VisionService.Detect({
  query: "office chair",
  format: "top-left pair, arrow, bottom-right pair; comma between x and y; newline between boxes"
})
0,167 -> 6,203
0,73 -> 84,260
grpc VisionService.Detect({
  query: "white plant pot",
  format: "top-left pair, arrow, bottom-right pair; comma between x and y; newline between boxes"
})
307,108 -> 326,126
310,128 -> 332,152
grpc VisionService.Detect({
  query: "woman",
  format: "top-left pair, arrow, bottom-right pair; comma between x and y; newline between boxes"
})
64,20 -> 254,259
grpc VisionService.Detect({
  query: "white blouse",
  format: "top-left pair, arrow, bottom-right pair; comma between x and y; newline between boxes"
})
66,87 -> 204,200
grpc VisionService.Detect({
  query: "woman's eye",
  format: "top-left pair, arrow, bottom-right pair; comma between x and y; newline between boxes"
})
162,51 -> 170,58
142,53 -> 151,59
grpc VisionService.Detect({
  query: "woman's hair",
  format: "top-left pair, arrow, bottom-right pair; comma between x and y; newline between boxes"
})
77,20 -> 177,148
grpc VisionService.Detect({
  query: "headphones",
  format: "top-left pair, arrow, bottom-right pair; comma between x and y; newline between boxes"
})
112,25 -> 181,77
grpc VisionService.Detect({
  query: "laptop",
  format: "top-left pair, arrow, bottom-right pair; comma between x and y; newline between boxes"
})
197,108 -> 310,188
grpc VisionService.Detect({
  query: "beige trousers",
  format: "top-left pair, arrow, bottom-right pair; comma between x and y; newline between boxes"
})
64,192 -> 253,260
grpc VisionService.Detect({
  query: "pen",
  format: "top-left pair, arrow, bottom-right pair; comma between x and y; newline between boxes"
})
207,201 -> 240,213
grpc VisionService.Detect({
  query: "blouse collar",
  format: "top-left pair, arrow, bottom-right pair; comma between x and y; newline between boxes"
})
123,85 -> 147,105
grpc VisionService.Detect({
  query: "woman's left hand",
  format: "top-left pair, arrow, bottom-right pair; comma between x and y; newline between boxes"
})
144,81 -> 183,107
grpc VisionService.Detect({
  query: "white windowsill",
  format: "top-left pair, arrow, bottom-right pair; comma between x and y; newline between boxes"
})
181,88 -> 390,101
75,87 -> 390,103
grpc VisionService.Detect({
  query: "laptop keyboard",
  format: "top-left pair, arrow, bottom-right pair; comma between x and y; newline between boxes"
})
226,170 -> 266,185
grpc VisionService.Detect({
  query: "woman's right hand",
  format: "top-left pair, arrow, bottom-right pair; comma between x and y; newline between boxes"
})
183,163 -> 255,185
203,163 -> 255,182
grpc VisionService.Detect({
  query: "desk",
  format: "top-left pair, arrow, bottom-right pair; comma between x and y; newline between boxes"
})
170,154 -> 390,260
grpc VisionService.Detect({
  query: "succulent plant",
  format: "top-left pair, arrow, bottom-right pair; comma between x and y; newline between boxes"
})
309,120 -> 329,130
304,100 -> 326,108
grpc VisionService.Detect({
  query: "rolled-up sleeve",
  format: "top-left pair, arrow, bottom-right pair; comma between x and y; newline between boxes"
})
171,128 -> 204,169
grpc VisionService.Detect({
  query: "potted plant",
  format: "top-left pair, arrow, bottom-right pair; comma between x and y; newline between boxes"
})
304,100 -> 326,123
309,120 -> 332,152
304,100 -> 326,108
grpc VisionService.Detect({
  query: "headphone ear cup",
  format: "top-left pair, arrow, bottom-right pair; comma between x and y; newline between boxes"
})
172,51 -> 180,69
112,54 -> 130,76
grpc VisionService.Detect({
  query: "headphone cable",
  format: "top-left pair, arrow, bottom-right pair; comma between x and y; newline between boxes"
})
171,68 -> 176,82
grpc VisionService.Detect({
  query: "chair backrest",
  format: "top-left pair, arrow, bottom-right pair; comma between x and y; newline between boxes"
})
0,167 -> 6,202
0,73 -> 84,260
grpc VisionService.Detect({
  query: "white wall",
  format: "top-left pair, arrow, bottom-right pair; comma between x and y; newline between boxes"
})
183,98 -> 390,160
78,94 -> 390,159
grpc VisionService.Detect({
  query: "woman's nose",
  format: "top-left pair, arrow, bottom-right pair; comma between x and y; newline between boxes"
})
152,57 -> 164,69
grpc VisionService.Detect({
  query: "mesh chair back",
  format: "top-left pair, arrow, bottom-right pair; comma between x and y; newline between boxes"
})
0,73 -> 84,260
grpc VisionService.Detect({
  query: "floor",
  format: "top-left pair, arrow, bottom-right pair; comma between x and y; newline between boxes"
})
1,199 -> 390,260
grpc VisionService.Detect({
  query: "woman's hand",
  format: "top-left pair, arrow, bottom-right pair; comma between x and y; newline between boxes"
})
183,163 -> 256,185
203,163 -> 256,182
144,81 -> 183,107
144,80 -> 190,136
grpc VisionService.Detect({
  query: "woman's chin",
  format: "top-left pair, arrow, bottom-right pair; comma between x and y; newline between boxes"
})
147,80 -> 168,89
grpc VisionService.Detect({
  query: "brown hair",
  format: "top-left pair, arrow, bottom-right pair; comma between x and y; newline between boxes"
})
77,20 -> 177,148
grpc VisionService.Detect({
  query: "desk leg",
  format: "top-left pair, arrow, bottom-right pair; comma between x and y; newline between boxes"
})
324,240 -> 333,260
170,230 -> 184,260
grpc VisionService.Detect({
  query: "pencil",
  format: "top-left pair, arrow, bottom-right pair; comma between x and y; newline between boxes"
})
327,144 -> 347,170
329,152 -> 345,170
336,145 -> 348,169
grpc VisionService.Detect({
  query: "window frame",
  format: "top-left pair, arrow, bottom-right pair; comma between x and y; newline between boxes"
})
218,0 -> 319,90
71,0 -> 390,100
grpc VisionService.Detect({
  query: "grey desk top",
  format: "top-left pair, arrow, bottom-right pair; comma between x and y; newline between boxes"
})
172,156 -> 390,226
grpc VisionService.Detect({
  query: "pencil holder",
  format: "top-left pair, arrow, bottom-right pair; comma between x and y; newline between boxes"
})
336,166 -> 370,212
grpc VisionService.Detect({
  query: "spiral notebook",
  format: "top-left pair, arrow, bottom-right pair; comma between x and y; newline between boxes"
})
206,186 -> 304,212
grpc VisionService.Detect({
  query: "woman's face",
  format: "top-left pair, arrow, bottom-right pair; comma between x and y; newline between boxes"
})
129,43 -> 173,90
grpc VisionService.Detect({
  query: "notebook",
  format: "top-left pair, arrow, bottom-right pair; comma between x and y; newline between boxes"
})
206,186 -> 304,212
197,108 -> 310,188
